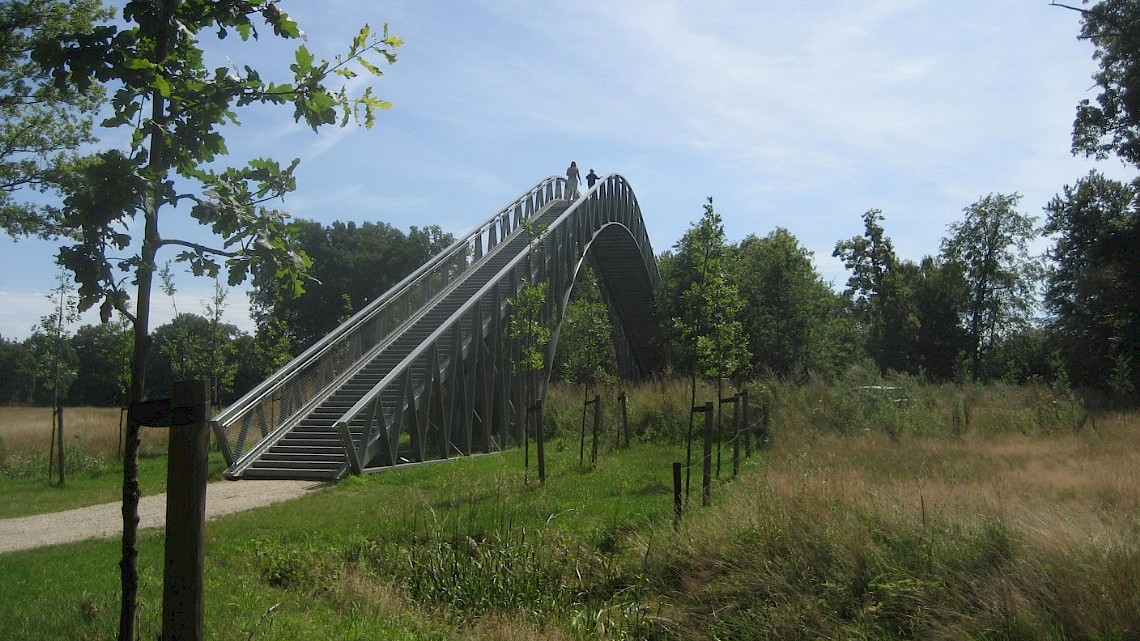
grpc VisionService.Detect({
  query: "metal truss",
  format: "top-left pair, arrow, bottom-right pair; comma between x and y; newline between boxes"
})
212,174 -> 660,480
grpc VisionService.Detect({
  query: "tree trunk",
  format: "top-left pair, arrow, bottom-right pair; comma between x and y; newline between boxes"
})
119,4 -> 175,639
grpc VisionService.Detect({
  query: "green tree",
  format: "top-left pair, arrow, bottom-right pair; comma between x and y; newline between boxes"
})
735,227 -> 843,378
909,256 -> 971,380
69,318 -> 131,406
0,0 -> 109,237
669,198 -> 750,383
1043,171 -> 1140,390
250,219 -> 454,353
833,209 -> 918,374
0,334 -> 23,404
556,269 -> 617,386
508,219 -> 552,481
941,193 -> 1043,381
1057,0 -> 1140,166
147,312 -> 243,401
29,5 -> 401,637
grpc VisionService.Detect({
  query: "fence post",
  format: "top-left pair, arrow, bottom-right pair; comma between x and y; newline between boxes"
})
702,401 -> 713,507
162,379 -> 211,641
535,400 -> 546,484
619,391 -> 630,449
732,394 -> 741,477
741,389 -> 751,457
673,462 -> 683,530
579,389 -> 589,466
591,394 -> 602,467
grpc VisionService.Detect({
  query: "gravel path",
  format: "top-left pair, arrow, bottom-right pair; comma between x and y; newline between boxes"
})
0,480 -> 326,555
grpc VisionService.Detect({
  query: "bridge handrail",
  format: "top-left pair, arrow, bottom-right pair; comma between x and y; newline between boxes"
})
332,174 -> 651,470
213,175 -> 569,464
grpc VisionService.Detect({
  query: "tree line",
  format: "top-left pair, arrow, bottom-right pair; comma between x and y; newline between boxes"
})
655,178 -> 1136,396
0,219 -> 452,407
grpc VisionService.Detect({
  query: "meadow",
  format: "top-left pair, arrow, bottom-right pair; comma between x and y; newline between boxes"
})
0,375 -> 1137,640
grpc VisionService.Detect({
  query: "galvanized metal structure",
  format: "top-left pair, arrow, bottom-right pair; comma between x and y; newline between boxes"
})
213,175 -> 660,480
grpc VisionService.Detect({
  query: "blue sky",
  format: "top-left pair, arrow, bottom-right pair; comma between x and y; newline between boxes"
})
1,0 -> 1134,340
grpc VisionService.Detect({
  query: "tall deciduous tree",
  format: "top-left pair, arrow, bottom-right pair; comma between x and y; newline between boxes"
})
833,209 -> 918,375
672,198 -> 750,384
908,256 -> 971,380
735,228 -> 844,379
0,0 -> 109,237
1056,0 -> 1140,166
69,318 -> 131,406
941,193 -> 1042,381
250,219 -> 454,354
556,268 -> 617,386
29,4 -> 401,638
1043,170 -> 1140,390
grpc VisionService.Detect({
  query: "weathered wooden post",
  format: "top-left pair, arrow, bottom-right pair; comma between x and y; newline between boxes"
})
163,379 -> 210,641
741,389 -> 751,457
619,391 -> 630,449
591,394 -> 602,467
534,399 -> 546,484
131,379 -> 211,641
701,401 -> 713,507
673,461 -> 683,530
732,394 -> 741,477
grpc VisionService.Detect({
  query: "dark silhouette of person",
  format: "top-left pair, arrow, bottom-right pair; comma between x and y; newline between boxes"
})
566,161 -> 581,199
586,168 -> 600,189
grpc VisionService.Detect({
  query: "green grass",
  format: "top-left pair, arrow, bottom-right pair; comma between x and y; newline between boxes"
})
0,451 -> 229,519
0,441 -> 697,640
0,378 -> 1136,640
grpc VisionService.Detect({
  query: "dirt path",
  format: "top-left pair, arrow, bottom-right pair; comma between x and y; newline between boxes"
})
0,480 -> 326,555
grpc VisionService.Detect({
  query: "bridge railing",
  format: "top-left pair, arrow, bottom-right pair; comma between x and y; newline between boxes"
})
332,174 -> 654,472
213,176 -> 568,466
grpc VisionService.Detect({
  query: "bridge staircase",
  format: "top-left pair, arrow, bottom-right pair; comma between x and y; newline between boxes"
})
212,175 -> 659,481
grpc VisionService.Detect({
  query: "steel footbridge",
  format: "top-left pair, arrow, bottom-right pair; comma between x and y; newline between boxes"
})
212,175 -> 661,481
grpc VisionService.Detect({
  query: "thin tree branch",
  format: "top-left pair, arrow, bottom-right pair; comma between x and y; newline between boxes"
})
156,238 -> 241,258
1049,2 -> 1088,14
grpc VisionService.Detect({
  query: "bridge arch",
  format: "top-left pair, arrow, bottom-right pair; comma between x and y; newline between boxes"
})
214,174 -> 661,480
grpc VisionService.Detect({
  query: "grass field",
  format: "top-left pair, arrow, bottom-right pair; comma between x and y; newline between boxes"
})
0,379 -> 1137,640
0,407 -> 226,518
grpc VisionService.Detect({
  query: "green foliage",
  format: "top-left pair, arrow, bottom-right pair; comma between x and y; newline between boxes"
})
27,7 -> 401,633
1043,171 -> 1140,390
16,274 -> 81,406
0,0 -> 109,238
0,440 -> 105,480
1068,0 -> 1140,166
834,209 -> 920,375
556,269 -> 616,385
67,318 -> 131,406
251,220 -> 454,354
508,220 -> 552,377
941,193 -> 1043,381
735,228 -> 846,379
669,197 -> 750,381
910,256 -> 971,380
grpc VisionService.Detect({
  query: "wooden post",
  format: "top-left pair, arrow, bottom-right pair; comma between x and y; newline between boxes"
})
579,387 -> 589,467
741,389 -> 751,457
590,394 -> 601,467
162,379 -> 211,641
619,391 -> 630,449
732,394 -> 740,477
535,400 -> 545,485
701,401 -> 713,507
57,407 -> 65,484
673,462 -> 683,530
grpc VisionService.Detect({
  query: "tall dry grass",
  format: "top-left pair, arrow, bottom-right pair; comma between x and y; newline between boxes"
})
0,406 -> 169,465
642,398 -> 1140,640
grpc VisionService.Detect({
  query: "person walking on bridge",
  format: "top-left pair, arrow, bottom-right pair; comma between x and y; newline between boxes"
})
566,161 -> 581,199
586,168 -> 600,189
